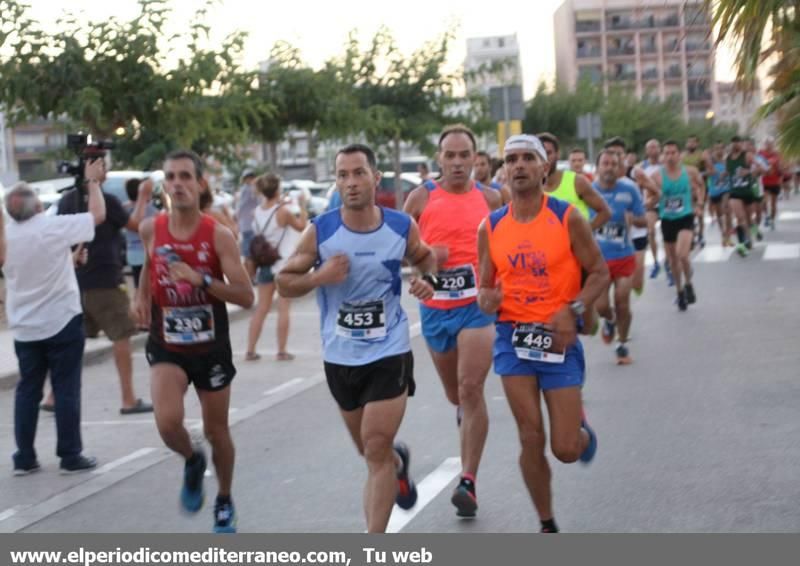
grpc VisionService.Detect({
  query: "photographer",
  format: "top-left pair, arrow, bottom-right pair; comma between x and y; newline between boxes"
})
56,155 -> 154,415
1,158 -> 106,474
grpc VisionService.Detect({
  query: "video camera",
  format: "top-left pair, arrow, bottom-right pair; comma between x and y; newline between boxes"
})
57,133 -> 115,211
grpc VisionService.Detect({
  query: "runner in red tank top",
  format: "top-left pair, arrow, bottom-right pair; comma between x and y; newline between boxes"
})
478,134 -> 609,533
404,124 -> 502,519
133,150 -> 253,533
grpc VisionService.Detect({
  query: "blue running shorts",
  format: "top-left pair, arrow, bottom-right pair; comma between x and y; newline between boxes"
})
419,302 -> 495,353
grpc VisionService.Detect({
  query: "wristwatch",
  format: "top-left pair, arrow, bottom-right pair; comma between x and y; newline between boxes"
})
569,300 -> 586,318
201,274 -> 213,289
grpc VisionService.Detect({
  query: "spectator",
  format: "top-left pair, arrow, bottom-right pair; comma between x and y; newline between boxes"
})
2,157 -> 107,474
56,156 -> 154,415
124,178 -> 158,289
235,169 -> 259,280
200,177 -> 238,237
245,173 -> 307,361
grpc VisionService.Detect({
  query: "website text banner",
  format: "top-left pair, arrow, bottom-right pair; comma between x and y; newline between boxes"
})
1,534 -> 798,566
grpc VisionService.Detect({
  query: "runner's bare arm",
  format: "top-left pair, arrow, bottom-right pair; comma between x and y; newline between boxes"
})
687,166 -> 705,206
634,166 -> 661,204
404,219 -> 436,274
575,174 -> 611,230
567,208 -> 609,308
133,218 -> 155,328
276,224 -> 348,299
208,224 -> 255,308
481,185 -> 503,211
402,186 -> 430,221
476,219 -> 502,314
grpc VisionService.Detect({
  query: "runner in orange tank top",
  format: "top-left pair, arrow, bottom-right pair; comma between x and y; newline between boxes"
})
404,124 -> 502,519
133,149 -> 254,533
477,134 -> 609,533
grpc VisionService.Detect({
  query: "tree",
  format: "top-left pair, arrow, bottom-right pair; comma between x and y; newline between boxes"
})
0,0 -> 268,169
708,0 -> 800,156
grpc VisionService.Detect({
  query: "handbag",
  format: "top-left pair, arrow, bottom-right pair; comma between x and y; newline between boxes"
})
248,205 -> 286,267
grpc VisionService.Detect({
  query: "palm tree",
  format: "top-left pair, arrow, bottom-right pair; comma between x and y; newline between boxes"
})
708,0 -> 800,156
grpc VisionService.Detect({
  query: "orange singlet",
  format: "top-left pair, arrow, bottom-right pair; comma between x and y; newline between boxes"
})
486,194 -> 580,324
418,179 -> 490,310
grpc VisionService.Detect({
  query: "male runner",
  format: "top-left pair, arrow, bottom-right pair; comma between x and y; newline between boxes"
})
681,135 -> 709,248
746,138 -> 766,241
277,143 -> 436,533
652,141 -> 705,310
640,139 -> 663,278
603,137 -> 660,295
478,134 -> 608,533
474,150 -> 511,204
134,150 -> 255,533
568,147 -> 593,181
592,150 -> 648,364
727,136 -> 757,256
404,124 -> 502,518
706,141 -> 732,246
758,137 -> 783,230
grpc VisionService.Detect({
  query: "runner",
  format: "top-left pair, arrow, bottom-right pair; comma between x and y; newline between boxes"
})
568,147 -> 593,181
746,138 -> 766,242
133,149 -> 255,533
758,137 -> 783,230
403,124 -> 502,518
640,139 -> 663,279
726,135 -> 757,257
538,132 -> 611,335
276,143 -> 436,533
592,149 -> 648,364
602,137 -> 660,296
706,141 -> 733,246
474,150 -> 511,204
652,141 -> 705,311
477,134 -> 608,533
681,135 -> 709,248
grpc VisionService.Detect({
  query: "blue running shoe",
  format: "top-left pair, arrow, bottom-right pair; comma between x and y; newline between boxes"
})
180,449 -> 206,513
665,264 -> 674,286
579,419 -> 597,464
451,475 -> 477,518
213,498 -> 237,533
649,262 -> 661,279
394,442 -> 418,510
601,319 -> 616,345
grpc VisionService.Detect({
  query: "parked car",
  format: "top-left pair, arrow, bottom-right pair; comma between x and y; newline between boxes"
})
377,172 -> 422,209
283,179 -> 328,218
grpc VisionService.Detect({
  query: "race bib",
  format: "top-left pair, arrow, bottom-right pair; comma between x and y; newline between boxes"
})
432,264 -> 477,300
336,299 -> 386,339
163,305 -> 215,344
664,197 -> 684,213
598,222 -> 626,243
512,323 -> 565,364
731,175 -> 750,190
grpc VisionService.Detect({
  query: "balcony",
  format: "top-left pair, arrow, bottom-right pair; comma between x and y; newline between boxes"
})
664,67 -> 683,79
660,14 -> 680,27
577,47 -> 602,58
686,41 -> 712,52
607,17 -> 633,31
576,20 -> 602,33
610,71 -> 637,81
636,15 -> 656,28
688,92 -> 712,103
642,68 -> 659,80
640,44 -> 658,55
607,46 -> 636,57
686,66 -> 710,78
684,9 -> 710,27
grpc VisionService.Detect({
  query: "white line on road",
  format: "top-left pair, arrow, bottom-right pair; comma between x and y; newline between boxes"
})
0,507 -> 20,522
264,377 -> 306,396
696,245 -> 736,263
92,448 -> 157,475
386,457 -> 461,533
764,243 -> 800,260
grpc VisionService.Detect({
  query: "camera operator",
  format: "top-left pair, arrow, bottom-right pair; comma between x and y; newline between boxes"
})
56,155 -> 154,415
1,158 -> 106,474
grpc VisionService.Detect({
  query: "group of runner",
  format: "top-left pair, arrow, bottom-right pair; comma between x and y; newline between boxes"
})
125,125 -> 788,534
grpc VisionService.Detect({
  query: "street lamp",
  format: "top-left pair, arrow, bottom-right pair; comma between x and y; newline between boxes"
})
115,126 -> 126,136
705,110 -> 715,121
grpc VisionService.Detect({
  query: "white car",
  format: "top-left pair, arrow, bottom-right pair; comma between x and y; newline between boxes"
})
283,179 -> 328,217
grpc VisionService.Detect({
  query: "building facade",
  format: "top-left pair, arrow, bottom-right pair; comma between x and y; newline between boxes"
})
464,34 -> 523,95
716,81 -> 776,143
554,0 -> 717,122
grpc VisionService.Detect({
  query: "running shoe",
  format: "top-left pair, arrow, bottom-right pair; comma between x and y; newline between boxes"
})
394,442 -> 418,510
601,319 -> 616,345
451,475 -> 478,518
736,243 -> 749,257
649,262 -> 661,279
677,290 -> 688,312
684,283 -> 697,305
665,262 -> 674,286
615,343 -> 632,365
213,498 -> 237,533
579,417 -> 597,464
180,449 -> 207,513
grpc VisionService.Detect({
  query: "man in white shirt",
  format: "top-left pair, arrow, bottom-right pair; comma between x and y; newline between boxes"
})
1,158 -> 106,475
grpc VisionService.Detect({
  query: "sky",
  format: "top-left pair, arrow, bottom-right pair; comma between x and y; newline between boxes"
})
27,0 -> 736,99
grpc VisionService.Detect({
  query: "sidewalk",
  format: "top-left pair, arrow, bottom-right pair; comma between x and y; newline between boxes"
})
0,303 -> 250,390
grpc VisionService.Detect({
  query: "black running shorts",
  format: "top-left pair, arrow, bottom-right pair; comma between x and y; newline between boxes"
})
633,235 -> 649,251
145,339 -> 236,392
660,215 -> 695,243
324,351 -> 416,412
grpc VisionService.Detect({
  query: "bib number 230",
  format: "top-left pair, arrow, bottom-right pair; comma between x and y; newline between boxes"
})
336,300 -> 386,339
163,305 -> 215,345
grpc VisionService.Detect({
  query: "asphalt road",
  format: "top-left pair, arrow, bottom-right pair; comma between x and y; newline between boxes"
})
1,198 -> 799,533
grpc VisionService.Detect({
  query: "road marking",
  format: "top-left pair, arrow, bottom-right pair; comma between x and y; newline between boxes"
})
264,377 -> 306,396
778,211 -> 800,222
764,243 -> 800,260
0,507 -> 20,522
92,448 -> 157,475
386,457 -> 461,533
696,245 -> 735,263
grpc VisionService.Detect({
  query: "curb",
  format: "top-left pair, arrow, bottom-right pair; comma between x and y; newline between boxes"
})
0,305 -> 254,391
